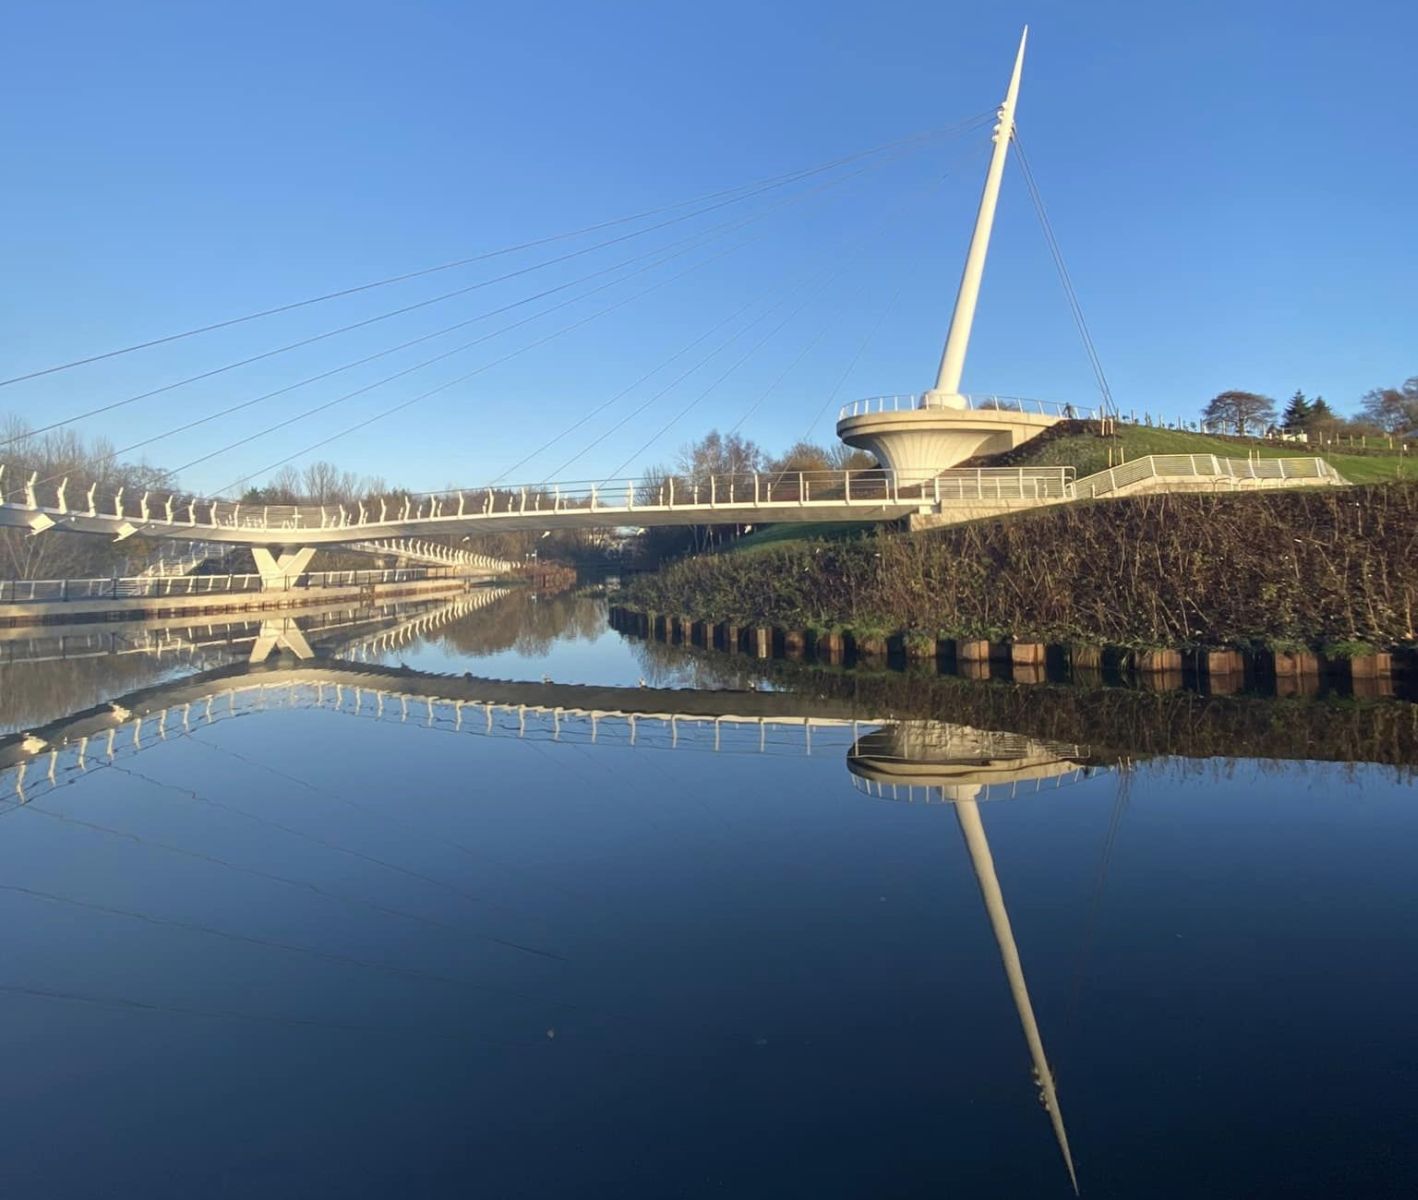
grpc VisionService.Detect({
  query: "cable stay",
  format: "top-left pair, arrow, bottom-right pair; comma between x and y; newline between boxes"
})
598,207 -> 918,482
541,298 -> 777,484
171,221 -> 778,486
1012,130 -> 1116,417
489,300 -> 757,485
792,140 -> 992,444
545,140 -> 991,482
210,234 -> 790,497
0,114 -> 992,391
3,121 -> 983,452
725,173 -> 957,439
107,127 -> 959,496
47,146 -> 904,492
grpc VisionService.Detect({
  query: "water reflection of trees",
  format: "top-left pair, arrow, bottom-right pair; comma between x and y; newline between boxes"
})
0,654 -> 234,736
630,635 -> 770,691
629,642 -> 1418,772
430,590 -> 605,659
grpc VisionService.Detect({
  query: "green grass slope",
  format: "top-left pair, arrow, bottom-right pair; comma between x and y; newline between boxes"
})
710,423 -> 1408,558
971,421 -> 1411,484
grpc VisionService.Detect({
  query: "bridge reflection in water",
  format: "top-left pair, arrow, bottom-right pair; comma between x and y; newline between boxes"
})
0,602 -> 1103,1193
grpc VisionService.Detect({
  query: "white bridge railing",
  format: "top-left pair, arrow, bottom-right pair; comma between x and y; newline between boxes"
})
133,539 -> 224,578
838,394 -> 1100,420
1076,455 -> 1344,499
0,454 -> 1345,546
347,538 -> 518,572
0,466 -> 1077,538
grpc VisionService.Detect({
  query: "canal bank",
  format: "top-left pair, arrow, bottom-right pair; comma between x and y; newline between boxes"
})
616,484 -> 1418,685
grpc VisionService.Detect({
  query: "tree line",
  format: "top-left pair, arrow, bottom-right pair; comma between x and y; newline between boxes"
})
0,417 -> 172,580
1201,376 -> 1417,440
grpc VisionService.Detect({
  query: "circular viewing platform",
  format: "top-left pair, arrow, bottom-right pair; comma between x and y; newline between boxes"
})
836,392 -> 1092,474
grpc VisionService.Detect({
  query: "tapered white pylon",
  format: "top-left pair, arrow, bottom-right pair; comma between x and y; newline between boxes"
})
929,26 -> 1028,406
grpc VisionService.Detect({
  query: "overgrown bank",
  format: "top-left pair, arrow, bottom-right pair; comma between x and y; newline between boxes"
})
622,485 -> 1418,652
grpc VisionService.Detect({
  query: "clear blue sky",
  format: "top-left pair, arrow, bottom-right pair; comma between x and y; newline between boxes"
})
2,0 -> 1413,494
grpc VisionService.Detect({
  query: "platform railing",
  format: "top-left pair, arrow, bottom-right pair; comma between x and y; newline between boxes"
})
838,394 -> 1100,420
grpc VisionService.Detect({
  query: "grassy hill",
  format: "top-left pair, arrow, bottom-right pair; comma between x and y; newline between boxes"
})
711,422 -> 1409,558
967,421 -> 1411,484
623,483 -> 1418,651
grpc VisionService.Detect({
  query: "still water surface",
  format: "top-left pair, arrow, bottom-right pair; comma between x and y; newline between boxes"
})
1,589 -> 1414,1198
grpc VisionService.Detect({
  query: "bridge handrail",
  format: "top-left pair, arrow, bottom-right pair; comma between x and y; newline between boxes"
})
837,394 -> 1100,421
346,539 -> 519,573
0,465 -> 1077,535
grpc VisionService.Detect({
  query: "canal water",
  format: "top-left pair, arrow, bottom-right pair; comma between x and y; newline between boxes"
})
1,588 -> 1414,1198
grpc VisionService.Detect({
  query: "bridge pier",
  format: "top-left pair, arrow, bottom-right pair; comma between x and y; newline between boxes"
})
251,546 -> 316,591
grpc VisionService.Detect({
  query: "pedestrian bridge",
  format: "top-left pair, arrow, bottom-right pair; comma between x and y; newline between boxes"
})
0,455 -> 1342,557
0,464 -> 1073,547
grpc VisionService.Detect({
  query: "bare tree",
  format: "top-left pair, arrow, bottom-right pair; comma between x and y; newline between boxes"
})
770,441 -> 834,474
1201,391 -> 1277,437
675,430 -> 763,485
827,444 -> 878,472
1358,378 -> 1418,435
0,415 -> 173,579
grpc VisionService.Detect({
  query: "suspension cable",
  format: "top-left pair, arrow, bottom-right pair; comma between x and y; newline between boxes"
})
560,139 -> 995,483
601,266 -> 844,481
2,115 -> 993,451
790,140 -> 991,444
177,229 -> 760,487
489,301 -> 755,485
1012,130 -> 1116,416
542,301 -> 773,483
60,142 -> 900,487
208,236 -> 777,497
0,115 -> 993,390
725,161 -> 967,439
134,133 -> 943,493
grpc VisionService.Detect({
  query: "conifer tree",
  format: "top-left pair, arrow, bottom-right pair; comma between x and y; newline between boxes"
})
1281,390 -> 1312,432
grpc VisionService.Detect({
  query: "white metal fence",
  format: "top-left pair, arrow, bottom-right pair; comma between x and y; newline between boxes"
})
838,393 -> 1100,420
0,466 -> 1076,535
1075,455 -> 1343,499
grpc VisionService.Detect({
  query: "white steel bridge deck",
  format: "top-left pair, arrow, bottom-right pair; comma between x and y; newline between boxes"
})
0,456 -> 1342,552
0,466 -> 1075,547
